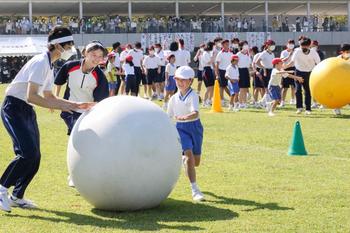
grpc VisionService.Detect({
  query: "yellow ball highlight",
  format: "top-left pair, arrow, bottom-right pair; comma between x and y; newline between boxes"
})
310,57 -> 350,109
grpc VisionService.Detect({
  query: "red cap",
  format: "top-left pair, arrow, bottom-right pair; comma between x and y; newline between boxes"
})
231,55 -> 239,61
265,39 -> 275,46
312,40 -> 319,46
125,55 -> 133,62
272,58 -> 283,65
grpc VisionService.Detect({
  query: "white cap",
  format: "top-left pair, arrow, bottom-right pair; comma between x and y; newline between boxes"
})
175,66 -> 195,80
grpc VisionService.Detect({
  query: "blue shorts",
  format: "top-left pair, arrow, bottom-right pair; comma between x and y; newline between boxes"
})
108,82 -> 117,90
176,119 -> 203,155
228,80 -> 240,96
166,75 -> 176,91
269,85 -> 281,100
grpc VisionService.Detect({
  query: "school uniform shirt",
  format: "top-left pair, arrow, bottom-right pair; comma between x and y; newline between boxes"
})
225,64 -> 239,81
253,53 -> 262,69
165,63 -> 176,76
280,49 -> 293,64
113,51 -> 121,68
195,51 -> 204,71
291,48 -> 321,72
167,88 -> 199,122
105,62 -> 117,82
128,49 -> 144,67
122,63 -> 135,76
120,50 -> 129,63
55,60 -> 109,112
216,50 -> 233,70
237,51 -> 251,68
258,50 -> 275,69
6,52 -> 54,102
201,51 -> 213,68
268,68 -> 284,86
175,49 -> 191,67
143,56 -> 161,69
156,50 -> 166,66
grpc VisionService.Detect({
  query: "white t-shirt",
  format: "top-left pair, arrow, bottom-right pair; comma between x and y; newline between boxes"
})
120,50 -> 129,63
280,49 -> 293,64
194,50 -> 204,71
156,50 -> 166,66
112,51 -> 121,68
167,88 -> 199,122
258,50 -> 275,69
6,52 -> 54,102
201,51 -> 213,68
122,63 -> 135,75
253,53 -> 262,69
237,51 -> 251,68
128,49 -> 144,67
165,63 -> 176,76
216,50 -> 233,70
143,56 -> 161,69
269,68 -> 284,86
175,49 -> 191,67
291,48 -> 321,72
225,64 -> 239,80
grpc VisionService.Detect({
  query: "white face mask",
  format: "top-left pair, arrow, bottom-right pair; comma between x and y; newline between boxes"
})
232,43 -> 239,49
149,51 -> 155,55
344,53 -> 350,59
269,45 -> 276,51
200,48 -> 204,52
60,47 -> 77,60
216,43 -> 222,48
287,44 -> 295,50
155,48 -> 160,53
243,45 -> 249,51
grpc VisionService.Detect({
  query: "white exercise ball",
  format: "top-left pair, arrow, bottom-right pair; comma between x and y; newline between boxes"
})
67,96 -> 182,211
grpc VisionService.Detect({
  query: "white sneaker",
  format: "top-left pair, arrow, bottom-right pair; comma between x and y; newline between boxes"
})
266,102 -> 272,112
290,99 -> 296,105
162,102 -> 168,111
143,94 -> 148,99
0,191 -> 11,212
9,195 -> 37,209
192,189 -> 205,202
296,108 -> 303,114
68,176 -> 75,188
279,101 -> 285,107
305,110 -> 311,115
311,103 -> 318,109
334,109 -> 341,115
268,111 -> 275,117
228,105 -> 233,111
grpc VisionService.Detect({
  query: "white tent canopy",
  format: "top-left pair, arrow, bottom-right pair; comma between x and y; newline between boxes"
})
0,37 -> 47,57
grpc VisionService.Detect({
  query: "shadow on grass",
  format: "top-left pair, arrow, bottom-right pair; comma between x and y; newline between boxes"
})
203,191 -> 294,212
7,198 -> 238,231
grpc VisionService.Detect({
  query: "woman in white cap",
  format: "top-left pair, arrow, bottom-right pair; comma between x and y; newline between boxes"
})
0,27 -> 92,212
167,66 -> 205,202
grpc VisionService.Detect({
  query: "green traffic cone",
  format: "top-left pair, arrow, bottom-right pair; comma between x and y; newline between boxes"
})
288,121 -> 308,156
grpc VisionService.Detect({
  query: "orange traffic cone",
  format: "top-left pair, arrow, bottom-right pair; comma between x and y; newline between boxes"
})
211,79 -> 223,113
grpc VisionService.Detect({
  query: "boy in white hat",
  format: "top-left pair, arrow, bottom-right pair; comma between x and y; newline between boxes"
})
167,66 -> 205,202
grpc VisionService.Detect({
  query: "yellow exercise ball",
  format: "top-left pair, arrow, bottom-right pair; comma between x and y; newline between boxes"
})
310,57 -> 350,109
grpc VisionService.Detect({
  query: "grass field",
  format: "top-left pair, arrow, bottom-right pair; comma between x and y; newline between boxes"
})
0,83 -> 349,233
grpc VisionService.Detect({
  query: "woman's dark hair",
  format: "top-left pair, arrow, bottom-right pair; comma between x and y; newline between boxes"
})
205,41 -> 214,51
288,39 -> 295,44
340,44 -> 350,52
251,46 -> 259,54
170,42 -> 179,51
300,38 -> 311,46
48,26 -> 74,51
112,42 -> 120,50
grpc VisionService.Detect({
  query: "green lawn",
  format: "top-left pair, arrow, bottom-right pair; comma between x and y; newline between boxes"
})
0,83 -> 349,233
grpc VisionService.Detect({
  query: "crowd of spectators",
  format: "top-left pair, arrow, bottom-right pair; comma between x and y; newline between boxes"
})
0,56 -> 28,83
0,15 -> 347,34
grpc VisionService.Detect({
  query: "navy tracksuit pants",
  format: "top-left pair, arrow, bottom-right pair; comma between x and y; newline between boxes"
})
0,96 -> 41,199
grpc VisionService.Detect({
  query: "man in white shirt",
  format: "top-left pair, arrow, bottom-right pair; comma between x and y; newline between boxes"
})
215,39 -> 233,104
285,37 -> 320,114
176,39 -> 191,67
